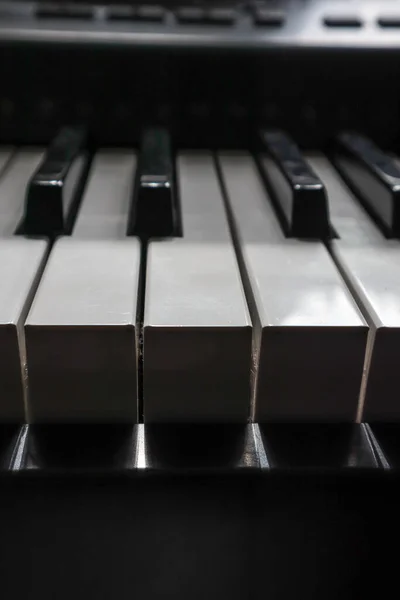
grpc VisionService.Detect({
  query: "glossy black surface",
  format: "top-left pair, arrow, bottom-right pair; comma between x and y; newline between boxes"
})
334,132 -> 400,237
259,130 -> 331,238
1,470 -> 395,600
0,426 -> 396,600
0,424 -> 23,471
1,3 -> 400,150
142,424 -> 259,471
22,126 -> 88,236
3,0 -> 400,52
1,21 -> 400,149
22,424 -> 137,472
128,128 -> 181,238
259,424 -> 379,471
14,424 -> 259,472
0,422 -> 394,600
1,423 -> 384,474
366,424 -> 400,469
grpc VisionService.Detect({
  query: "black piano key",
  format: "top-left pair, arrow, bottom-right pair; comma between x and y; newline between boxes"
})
23,126 -> 88,236
128,128 -> 180,238
259,130 -> 331,238
334,132 -> 400,237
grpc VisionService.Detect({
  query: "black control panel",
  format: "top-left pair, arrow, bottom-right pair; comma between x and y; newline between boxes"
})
0,1 -> 400,148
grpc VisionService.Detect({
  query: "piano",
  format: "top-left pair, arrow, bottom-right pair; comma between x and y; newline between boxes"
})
0,1 -> 399,598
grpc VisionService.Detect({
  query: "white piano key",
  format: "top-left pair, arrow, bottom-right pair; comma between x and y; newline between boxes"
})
144,152 -> 252,423
0,238 -> 47,421
0,148 -> 48,420
307,153 -> 400,422
25,151 -> 140,422
73,149 -> 136,239
218,152 -> 367,422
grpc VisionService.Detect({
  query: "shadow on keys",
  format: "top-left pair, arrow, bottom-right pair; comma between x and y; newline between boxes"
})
142,424 -> 259,471
24,424 -> 137,472
259,423 -> 380,471
21,424 -> 260,472
15,423 -> 383,473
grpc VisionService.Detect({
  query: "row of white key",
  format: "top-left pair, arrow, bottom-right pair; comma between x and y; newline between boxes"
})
0,149 -> 47,421
218,153 -> 367,421
0,145 -> 399,422
308,154 -> 400,421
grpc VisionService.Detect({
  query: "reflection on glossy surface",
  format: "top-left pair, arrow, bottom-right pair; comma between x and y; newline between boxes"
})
335,132 -> 400,236
1,423 -> 384,473
23,126 -> 88,236
0,424 -> 23,470
128,127 -> 180,238
310,153 -> 400,421
219,151 -> 367,421
246,241 -> 364,327
260,423 -> 379,470
260,130 -> 330,238
342,244 -> 400,328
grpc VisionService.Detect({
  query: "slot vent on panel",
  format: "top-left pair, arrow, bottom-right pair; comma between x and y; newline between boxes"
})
377,17 -> 400,29
323,16 -> 363,28
35,3 -> 94,20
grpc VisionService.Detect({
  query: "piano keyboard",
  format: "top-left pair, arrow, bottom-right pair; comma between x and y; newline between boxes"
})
1,127 -> 400,426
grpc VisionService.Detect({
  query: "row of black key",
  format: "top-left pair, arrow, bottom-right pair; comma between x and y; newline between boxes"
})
21,126 -> 400,241
261,130 -> 400,239
22,126 -> 180,239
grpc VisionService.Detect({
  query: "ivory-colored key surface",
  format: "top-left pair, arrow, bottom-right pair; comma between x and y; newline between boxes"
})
73,150 -> 136,239
0,238 -> 47,420
0,148 -> 48,421
218,152 -> 368,422
308,153 -> 400,422
144,152 -> 252,423
25,151 -> 140,422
